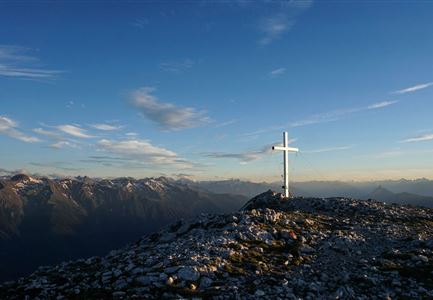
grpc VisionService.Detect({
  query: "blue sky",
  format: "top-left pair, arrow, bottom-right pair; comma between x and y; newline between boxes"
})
1,1 -> 433,182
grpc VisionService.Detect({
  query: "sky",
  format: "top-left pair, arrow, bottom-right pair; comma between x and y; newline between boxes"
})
0,0 -> 433,182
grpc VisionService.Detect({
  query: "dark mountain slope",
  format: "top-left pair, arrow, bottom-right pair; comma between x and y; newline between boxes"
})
0,175 -> 248,282
0,180 -> 23,239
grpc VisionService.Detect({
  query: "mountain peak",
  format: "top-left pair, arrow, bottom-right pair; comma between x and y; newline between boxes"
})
241,189 -> 284,210
370,185 -> 394,196
10,174 -> 31,182
2,193 -> 432,299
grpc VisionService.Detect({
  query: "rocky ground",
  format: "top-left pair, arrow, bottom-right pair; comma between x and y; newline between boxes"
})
1,190 -> 433,299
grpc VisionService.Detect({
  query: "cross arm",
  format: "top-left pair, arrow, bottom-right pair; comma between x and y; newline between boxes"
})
272,146 -> 299,152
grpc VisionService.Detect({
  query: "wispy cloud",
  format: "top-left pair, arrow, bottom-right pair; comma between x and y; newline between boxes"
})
0,65 -> 62,79
291,100 -> 398,128
0,45 -> 35,61
97,139 -> 176,158
129,87 -> 211,130
95,139 -> 194,169
90,123 -> 123,131
205,140 -> 296,164
205,151 -> 264,163
214,119 -> 237,128
132,17 -> 149,29
270,67 -> 286,77
393,82 -> 433,94
159,59 -> 194,73
290,107 -> 358,128
125,132 -> 138,137
48,141 -> 79,150
373,150 -> 403,159
367,100 -> 398,109
259,14 -> 294,45
33,127 -> 63,140
29,161 -> 82,172
241,99 -> 398,138
0,45 -> 63,80
66,101 -> 74,109
56,124 -> 95,139
240,125 -> 285,138
33,127 -> 82,149
258,0 -> 313,45
400,133 -> 433,143
303,145 -> 353,154
172,173 -> 194,178
0,116 -> 40,143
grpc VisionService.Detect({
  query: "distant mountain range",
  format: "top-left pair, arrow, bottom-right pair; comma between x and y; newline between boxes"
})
367,186 -> 433,208
0,174 -> 247,282
183,178 -> 433,207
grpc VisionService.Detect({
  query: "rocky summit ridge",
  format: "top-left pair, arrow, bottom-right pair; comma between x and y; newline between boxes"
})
1,190 -> 433,299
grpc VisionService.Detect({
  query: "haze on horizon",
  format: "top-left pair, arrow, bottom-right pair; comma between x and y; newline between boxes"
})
1,1 -> 433,183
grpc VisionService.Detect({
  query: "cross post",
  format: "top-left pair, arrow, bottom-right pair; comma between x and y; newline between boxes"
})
272,132 -> 299,198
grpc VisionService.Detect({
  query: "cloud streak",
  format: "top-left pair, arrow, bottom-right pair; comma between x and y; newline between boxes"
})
205,140 -> 296,164
241,99 -> 398,138
130,87 -> 211,130
373,150 -> 403,159
0,45 -> 63,80
33,127 -> 64,140
33,127 -> 82,149
0,116 -> 40,143
214,119 -> 237,128
393,82 -> 433,94
291,100 -> 398,128
400,133 -> 433,143
90,123 -> 123,131
95,139 -> 194,169
303,145 -> 353,154
56,124 -> 95,139
367,100 -> 398,109
49,141 -> 79,149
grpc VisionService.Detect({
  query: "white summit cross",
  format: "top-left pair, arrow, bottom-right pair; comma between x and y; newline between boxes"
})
272,131 -> 299,198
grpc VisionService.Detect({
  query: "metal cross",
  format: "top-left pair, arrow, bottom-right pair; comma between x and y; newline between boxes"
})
272,131 -> 299,198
